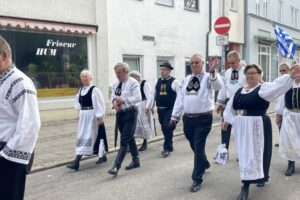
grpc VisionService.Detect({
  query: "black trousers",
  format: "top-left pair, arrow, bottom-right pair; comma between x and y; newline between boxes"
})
221,100 -> 232,150
157,107 -> 176,151
93,124 -> 109,154
0,157 -> 26,200
183,113 -> 213,183
117,109 -> 139,159
242,115 -> 272,184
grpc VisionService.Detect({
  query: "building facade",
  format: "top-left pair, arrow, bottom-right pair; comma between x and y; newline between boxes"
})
0,0 -> 219,121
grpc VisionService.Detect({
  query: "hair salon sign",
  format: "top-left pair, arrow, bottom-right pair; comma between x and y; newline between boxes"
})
36,39 -> 77,56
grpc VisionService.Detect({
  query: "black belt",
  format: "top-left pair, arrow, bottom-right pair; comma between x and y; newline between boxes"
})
81,106 -> 93,110
0,141 -> 6,151
185,111 -> 212,118
119,106 -> 137,112
235,109 -> 266,116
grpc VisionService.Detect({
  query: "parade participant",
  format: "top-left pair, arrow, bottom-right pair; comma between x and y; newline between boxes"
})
0,35 -> 40,199
274,63 -> 290,147
171,54 -> 224,192
67,69 -> 107,171
223,64 -> 300,200
276,65 -> 300,176
129,70 -> 154,151
108,62 -> 141,176
216,51 -> 246,150
153,62 -> 181,157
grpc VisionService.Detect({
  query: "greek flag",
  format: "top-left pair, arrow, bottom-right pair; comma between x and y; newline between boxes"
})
274,25 -> 296,59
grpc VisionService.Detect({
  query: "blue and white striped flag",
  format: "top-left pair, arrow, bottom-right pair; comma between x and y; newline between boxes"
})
274,25 -> 296,59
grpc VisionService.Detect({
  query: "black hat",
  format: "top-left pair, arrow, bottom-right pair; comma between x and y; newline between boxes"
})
160,62 -> 173,70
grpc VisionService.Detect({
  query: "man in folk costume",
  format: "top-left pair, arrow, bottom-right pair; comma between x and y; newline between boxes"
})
274,62 -> 290,147
171,54 -> 224,192
153,62 -> 181,157
276,65 -> 300,176
0,36 -> 40,199
67,70 -> 108,171
108,62 -> 142,176
216,51 -> 246,151
223,64 -> 300,200
129,70 -> 154,151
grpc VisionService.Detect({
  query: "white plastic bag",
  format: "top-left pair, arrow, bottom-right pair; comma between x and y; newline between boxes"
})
214,144 -> 228,165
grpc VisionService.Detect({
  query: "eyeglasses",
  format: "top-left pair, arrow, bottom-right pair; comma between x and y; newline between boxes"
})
245,72 -> 259,76
190,61 -> 200,65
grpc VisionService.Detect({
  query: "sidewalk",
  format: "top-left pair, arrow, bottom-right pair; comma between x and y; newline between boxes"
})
32,103 -> 275,172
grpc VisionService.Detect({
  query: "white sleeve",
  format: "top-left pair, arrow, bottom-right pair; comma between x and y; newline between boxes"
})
259,74 -> 293,102
110,83 -> 117,107
171,80 -> 185,121
223,95 -> 235,125
144,82 -> 154,109
216,83 -> 227,106
209,73 -> 224,91
74,90 -> 81,110
0,79 -> 41,165
92,87 -> 105,119
123,80 -> 142,106
171,79 -> 181,94
274,94 -> 285,115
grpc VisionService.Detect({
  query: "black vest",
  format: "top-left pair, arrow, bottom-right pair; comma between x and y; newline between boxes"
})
79,86 -> 95,109
155,77 -> 177,108
140,80 -> 147,101
285,88 -> 300,109
233,86 -> 269,116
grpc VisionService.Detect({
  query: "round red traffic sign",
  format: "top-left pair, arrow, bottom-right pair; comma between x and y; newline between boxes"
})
214,16 -> 231,35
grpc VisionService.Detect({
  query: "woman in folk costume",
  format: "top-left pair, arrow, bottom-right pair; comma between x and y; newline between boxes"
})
276,70 -> 300,176
223,64 -> 300,200
67,69 -> 108,171
129,71 -> 154,151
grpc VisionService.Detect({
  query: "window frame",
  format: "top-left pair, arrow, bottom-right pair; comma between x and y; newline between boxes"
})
184,0 -> 199,12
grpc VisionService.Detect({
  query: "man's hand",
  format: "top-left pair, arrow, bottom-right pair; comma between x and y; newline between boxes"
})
221,121 -> 229,131
169,119 -> 178,127
114,96 -> 123,105
276,114 -> 282,127
216,105 -> 224,115
209,56 -> 219,73
113,101 -> 121,112
145,108 -> 150,114
97,118 -> 104,125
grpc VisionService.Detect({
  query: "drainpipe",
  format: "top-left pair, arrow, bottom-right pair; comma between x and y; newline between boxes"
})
206,0 -> 212,71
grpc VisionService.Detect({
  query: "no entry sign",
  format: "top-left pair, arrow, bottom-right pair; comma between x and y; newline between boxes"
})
214,16 -> 231,35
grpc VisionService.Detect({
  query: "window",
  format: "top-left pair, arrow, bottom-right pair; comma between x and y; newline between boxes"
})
296,9 -> 299,27
230,0 -> 237,10
270,46 -> 278,81
184,0 -> 199,12
256,0 -> 260,15
0,29 -> 87,98
123,55 -> 142,72
258,45 -> 271,81
291,6 -> 295,26
185,60 -> 192,76
278,0 -> 283,23
156,0 -> 174,7
256,0 -> 267,18
262,0 -> 268,18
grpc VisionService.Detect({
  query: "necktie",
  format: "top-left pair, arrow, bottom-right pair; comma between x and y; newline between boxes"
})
115,82 -> 122,96
231,69 -> 239,80
186,76 -> 200,92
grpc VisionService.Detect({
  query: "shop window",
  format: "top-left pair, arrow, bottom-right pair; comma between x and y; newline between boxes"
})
0,30 -> 88,98
184,0 -> 199,12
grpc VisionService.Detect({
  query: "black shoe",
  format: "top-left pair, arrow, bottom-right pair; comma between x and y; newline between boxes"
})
96,155 -> 107,164
256,182 -> 265,187
205,160 -> 210,169
125,160 -> 140,170
66,155 -> 82,171
161,150 -> 170,157
138,144 -> 147,151
285,161 -> 295,176
237,186 -> 249,200
107,165 -> 119,176
189,181 -> 201,193
275,143 -> 279,147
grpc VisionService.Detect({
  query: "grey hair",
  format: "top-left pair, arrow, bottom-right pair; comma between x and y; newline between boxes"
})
279,62 -> 290,69
0,35 -> 12,59
114,62 -> 129,73
80,69 -> 93,80
227,51 -> 240,60
129,70 -> 141,78
190,54 -> 205,64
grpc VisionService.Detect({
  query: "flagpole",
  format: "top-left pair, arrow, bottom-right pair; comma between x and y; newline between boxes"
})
271,21 -> 297,64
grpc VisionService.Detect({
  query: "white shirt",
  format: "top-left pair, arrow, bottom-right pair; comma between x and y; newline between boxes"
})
217,67 -> 246,106
171,72 -> 224,120
141,80 -> 154,109
0,65 -> 41,164
111,77 -> 142,110
74,85 -> 106,119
